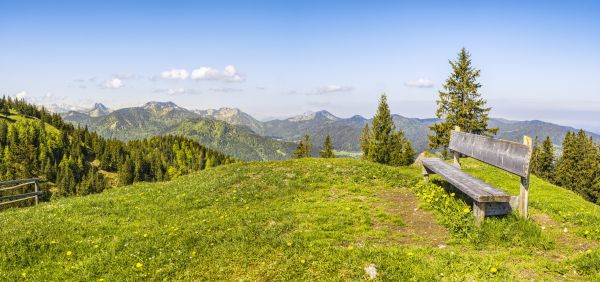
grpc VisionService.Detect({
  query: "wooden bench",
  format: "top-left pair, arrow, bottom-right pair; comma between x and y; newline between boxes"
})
422,127 -> 533,224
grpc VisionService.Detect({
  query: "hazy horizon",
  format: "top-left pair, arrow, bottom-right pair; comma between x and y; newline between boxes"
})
2,1 -> 599,132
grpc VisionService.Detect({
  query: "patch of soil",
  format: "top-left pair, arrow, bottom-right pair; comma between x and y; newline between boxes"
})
374,189 -> 449,247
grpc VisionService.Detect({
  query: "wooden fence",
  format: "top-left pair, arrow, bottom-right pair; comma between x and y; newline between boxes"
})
0,178 -> 43,208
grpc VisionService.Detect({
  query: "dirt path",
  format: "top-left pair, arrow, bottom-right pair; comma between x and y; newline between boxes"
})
374,188 -> 449,247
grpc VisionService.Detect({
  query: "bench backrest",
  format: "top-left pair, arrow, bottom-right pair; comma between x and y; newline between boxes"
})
449,130 -> 533,178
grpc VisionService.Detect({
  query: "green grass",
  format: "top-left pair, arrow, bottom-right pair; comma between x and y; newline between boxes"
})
0,158 -> 598,280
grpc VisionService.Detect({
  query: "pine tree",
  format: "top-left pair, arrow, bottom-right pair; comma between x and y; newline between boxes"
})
555,130 -> 599,202
531,136 -> 555,181
389,130 -> 415,166
401,138 -> 416,166
118,157 -> 135,186
319,134 -> 335,158
0,98 -> 9,115
369,94 -> 395,164
359,124 -> 371,160
429,48 -> 498,158
293,134 -> 312,158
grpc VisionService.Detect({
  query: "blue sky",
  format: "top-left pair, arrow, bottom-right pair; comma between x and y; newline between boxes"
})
1,0 -> 599,132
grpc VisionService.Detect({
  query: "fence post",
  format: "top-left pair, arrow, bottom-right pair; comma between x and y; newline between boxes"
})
34,180 -> 39,206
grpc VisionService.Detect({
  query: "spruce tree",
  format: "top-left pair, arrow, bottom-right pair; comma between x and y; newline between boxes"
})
555,130 -> 599,202
118,157 -> 135,186
293,134 -> 312,158
429,48 -> 498,158
531,136 -> 555,181
320,134 -> 335,158
369,94 -> 395,164
359,124 -> 371,160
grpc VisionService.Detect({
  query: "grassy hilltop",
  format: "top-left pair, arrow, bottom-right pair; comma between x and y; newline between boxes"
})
1,158 -> 599,280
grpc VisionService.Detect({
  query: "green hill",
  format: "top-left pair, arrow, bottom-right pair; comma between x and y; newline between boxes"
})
1,158 -> 599,280
62,102 -> 297,161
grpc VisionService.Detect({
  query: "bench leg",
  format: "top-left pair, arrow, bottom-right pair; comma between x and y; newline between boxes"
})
473,202 -> 486,226
422,166 -> 429,183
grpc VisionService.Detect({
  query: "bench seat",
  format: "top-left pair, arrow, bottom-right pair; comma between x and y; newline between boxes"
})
421,158 -> 511,203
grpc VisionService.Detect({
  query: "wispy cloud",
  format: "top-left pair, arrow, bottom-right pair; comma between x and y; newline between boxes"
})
404,78 -> 435,88
114,73 -> 143,80
209,87 -> 243,93
153,88 -> 201,96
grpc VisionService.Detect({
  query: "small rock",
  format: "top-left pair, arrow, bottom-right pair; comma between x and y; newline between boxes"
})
364,264 -> 378,280
437,244 -> 447,249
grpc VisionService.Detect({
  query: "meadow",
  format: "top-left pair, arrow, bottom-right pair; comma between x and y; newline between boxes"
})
0,158 -> 598,280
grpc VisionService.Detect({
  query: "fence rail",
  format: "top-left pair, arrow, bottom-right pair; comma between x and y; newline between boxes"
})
0,178 -> 43,207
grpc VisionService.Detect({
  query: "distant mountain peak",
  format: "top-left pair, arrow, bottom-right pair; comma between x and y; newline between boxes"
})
144,101 -> 179,109
288,110 -> 339,122
88,103 -> 111,117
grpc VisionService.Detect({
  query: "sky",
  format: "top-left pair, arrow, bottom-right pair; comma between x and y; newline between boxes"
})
1,0 -> 599,132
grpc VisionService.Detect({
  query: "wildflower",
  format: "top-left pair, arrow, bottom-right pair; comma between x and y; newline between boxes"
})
364,264 -> 378,279
287,242 -> 292,246
21,272 -> 26,278
66,251 -> 72,256
143,233 -> 148,238
450,193 -> 455,197
584,230 -> 590,235
490,267 -> 497,273
407,252 -> 414,256
348,245 -> 354,250
463,208 -> 470,214
300,259 -> 306,264
586,249 -> 593,254
345,207 -> 351,211
136,262 -> 143,268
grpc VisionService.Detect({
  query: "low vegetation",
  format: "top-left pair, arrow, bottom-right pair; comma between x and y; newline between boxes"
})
1,158 -> 599,280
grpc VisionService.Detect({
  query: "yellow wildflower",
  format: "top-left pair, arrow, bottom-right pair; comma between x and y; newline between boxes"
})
136,262 -> 143,268
490,267 -> 497,273
66,251 -> 72,256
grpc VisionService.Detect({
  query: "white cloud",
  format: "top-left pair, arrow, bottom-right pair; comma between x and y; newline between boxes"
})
191,65 -> 244,82
160,69 -> 189,80
15,91 -> 28,99
114,73 -> 143,80
404,78 -> 435,88
102,78 -> 124,89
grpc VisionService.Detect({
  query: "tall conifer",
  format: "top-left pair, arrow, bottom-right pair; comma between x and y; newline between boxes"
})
429,48 -> 498,157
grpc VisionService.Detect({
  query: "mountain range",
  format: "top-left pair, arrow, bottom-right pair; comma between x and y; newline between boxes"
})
62,102 -> 600,161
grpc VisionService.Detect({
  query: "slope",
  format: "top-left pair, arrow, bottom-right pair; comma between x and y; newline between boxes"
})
1,158 -> 599,280
63,102 -> 297,161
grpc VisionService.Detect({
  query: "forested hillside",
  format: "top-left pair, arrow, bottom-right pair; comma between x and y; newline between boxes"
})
0,97 -> 235,203
63,102 -> 297,161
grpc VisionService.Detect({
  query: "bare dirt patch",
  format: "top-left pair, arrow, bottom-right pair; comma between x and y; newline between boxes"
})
374,188 -> 449,247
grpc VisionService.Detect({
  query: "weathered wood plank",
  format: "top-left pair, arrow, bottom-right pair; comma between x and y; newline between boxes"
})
0,196 -> 38,206
0,191 -> 43,201
0,178 -> 41,187
422,158 -> 511,202
449,131 -> 532,177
